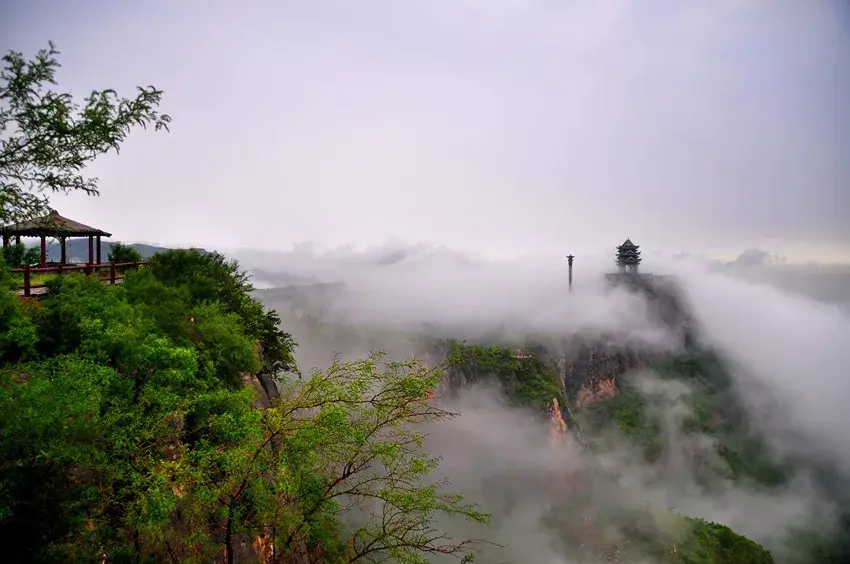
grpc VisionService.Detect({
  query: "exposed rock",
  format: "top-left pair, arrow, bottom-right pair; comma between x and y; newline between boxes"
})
558,340 -> 656,407
240,341 -> 283,408
577,375 -> 619,407
548,397 -> 568,443
556,274 -> 695,408
240,372 -> 277,407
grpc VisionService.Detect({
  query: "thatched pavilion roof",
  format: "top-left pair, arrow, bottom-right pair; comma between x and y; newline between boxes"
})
0,210 -> 112,238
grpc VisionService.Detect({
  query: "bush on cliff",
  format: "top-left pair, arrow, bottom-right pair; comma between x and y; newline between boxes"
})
0,251 -> 487,563
444,340 -> 562,409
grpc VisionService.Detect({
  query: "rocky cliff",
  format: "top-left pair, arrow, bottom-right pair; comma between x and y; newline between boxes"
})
439,273 -> 695,415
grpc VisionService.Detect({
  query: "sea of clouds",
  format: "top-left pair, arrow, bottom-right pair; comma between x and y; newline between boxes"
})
243,241 -> 850,562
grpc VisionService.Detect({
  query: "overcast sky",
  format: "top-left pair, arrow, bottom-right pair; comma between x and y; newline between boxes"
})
3,0 -> 849,261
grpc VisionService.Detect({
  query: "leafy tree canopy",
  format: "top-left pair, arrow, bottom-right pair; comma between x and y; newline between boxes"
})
0,41 -> 170,224
106,241 -> 142,264
0,250 -> 487,563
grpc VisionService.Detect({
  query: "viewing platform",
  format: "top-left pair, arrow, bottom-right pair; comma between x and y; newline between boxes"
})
2,209 -> 146,297
10,261 -> 147,297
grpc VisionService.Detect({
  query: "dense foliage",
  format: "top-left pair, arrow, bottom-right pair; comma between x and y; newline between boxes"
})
444,341 -> 562,410
439,339 -> 783,562
107,241 -> 143,264
671,518 -> 775,563
578,351 -> 850,562
1,242 -> 39,267
0,251 -> 487,563
581,379 -> 664,462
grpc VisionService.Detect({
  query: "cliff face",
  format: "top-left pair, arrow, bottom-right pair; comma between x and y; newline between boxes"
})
437,274 -> 694,413
240,372 -> 280,407
557,274 -> 693,408
557,341 -> 657,407
548,397 -> 568,443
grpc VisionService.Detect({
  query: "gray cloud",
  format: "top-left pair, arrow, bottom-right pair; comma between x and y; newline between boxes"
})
3,0 -> 849,261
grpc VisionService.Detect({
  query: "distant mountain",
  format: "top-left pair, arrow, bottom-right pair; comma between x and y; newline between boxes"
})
725,248 -> 787,267
38,240 -> 210,263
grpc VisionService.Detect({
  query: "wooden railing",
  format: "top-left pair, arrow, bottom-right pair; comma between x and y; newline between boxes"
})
10,261 -> 148,297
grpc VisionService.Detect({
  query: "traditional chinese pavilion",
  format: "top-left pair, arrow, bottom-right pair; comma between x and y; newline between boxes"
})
615,238 -> 641,273
0,209 -> 112,267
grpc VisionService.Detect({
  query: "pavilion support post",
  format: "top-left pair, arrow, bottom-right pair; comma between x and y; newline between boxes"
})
88,235 -> 94,264
96,236 -> 102,265
15,235 -> 20,245
40,235 -> 46,267
2,234 -> 8,248
60,237 -> 67,265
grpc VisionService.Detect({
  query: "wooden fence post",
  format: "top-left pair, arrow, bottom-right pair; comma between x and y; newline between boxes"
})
23,264 -> 30,297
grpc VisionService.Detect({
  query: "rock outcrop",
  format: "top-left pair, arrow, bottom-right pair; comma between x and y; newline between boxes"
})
558,341 -> 657,407
555,273 -> 694,407
548,397 -> 568,443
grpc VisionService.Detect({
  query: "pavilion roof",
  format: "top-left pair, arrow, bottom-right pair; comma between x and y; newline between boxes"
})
0,210 -> 112,238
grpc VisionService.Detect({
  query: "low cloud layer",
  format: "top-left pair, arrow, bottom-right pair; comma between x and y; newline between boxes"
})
252,243 -> 850,561
424,380 -> 826,563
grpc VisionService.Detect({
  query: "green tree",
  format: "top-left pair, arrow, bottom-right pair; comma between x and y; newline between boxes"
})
0,244 -> 492,563
444,340 -> 562,409
149,249 -> 297,376
149,352 -> 489,563
107,241 -> 142,264
674,517 -> 775,563
0,242 -> 39,267
0,41 -> 170,224
0,255 -> 37,363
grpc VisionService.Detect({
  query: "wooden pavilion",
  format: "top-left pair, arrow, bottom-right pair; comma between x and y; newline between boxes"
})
0,209 -> 112,267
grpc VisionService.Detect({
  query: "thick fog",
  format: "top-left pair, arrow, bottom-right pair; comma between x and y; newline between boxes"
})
250,244 -> 850,562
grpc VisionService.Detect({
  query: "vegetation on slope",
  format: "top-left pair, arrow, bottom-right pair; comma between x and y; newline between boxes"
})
671,518 -> 775,563
543,493 -> 775,563
0,43 -> 487,563
444,340 -> 563,410
658,354 -> 792,487
580,379 -> 664,462
439,340 -> 777,562
0,252 -> 488,563
579,350 -> 850,562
